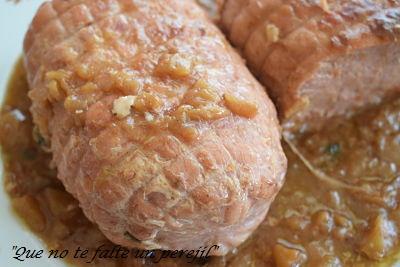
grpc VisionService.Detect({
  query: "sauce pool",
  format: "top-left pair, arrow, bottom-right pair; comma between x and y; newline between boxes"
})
2,59 -> 400,267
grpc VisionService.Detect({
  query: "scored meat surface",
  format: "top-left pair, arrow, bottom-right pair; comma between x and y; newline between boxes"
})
23,0 -> 287,255
220,0 -> 400,132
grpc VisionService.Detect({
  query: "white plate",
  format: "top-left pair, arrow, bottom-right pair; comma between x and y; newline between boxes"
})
0,1 -> 66,266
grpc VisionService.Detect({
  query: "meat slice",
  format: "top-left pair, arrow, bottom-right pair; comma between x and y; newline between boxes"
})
221,0 -> 400,132
24,0 -> 287,255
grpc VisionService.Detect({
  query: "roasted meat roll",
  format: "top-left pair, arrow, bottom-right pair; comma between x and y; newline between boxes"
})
221,0 -> 400,131
23,0 -> 287,255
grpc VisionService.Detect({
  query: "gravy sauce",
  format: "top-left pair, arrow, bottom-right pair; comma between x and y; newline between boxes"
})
1,60 -> 400,267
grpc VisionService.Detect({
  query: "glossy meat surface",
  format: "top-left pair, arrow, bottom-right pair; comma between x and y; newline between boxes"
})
221,0 -> 400,131
23,0 -> 287,255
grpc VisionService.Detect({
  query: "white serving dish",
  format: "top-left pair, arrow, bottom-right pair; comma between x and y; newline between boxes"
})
0,1 -> 66,266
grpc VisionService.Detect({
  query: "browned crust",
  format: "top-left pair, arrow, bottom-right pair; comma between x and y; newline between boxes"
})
222,0 -> 400,129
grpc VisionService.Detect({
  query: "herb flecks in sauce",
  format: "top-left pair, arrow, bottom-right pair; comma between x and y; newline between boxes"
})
326,143 -> 341,157
2,60 -> 400,267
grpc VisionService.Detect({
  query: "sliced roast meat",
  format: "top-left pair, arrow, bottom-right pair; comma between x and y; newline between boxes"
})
221,0 -> 400,132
